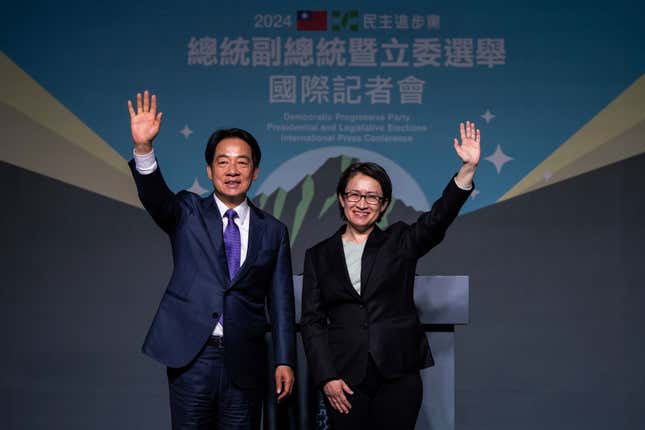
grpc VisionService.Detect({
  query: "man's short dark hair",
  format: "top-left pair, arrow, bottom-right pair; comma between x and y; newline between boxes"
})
204,128 -> 261,168
336,162 -> 392,222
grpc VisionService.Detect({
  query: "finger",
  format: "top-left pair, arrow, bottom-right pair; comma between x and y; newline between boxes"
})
150,94 -> 157,116
338,393 -> 352,411
143,90 -> 150,112
459,122 -> 466,141
470,122 -> 476,138
466,121 -> 471,138
327,396 -> 342,413
276,376 -> 287,402
136,93 -> 142,114
275,372 -> 284,395
475,129 -> 481,144
333,397 -> 349,414
281,373 -> 294,398
286,376 -> 294,395
277,388 -> 288,402
127,100 -> 135,119
341,380 -> 354,395
454,142 -> 465,159
332,399 -> 346,414
155,112 -> 163,125
453,138 -> 460,152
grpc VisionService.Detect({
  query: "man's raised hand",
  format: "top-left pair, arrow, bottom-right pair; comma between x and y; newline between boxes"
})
128,90 -> 163,154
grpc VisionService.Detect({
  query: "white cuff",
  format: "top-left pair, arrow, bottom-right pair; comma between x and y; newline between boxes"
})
454,177 -> 473,191
133,149 -> 157,175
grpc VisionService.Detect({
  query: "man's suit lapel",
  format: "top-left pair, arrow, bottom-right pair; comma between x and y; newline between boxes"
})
360,226 -> 386,298
201,194 -> 230,286
228,203 -> 266,289
328,227 -> 362,301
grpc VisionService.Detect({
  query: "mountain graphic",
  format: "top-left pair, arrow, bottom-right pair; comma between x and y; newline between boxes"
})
253,155 -> 424,270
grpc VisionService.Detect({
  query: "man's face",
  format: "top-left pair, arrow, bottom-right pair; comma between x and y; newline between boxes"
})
207,137 -> 258,207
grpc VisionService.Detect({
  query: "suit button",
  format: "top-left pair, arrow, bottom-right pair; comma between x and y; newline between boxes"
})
212,312 -> 219,319
361,323 -> 368,330
359,304 -> 365,309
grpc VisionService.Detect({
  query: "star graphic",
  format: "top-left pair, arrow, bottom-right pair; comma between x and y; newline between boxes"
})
179,124 -> 193,139
543,170 -> 553,182
470,189 -> 480,199
187,178 -> 209,196
485,144 -> 513,174
481,109 -> 496,124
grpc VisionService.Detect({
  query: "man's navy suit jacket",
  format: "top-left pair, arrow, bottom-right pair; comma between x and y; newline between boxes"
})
129,160 -> 296,389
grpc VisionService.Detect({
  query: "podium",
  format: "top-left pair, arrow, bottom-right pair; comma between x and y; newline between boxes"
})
263,275 -> 469,430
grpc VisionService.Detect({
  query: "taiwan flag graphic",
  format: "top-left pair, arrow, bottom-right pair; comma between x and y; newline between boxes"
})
297,10 -> 328,31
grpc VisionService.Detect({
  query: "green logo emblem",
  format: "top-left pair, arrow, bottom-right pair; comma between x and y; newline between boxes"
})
331,10 -> 359,32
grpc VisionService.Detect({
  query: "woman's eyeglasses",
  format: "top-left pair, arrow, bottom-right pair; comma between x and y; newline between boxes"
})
343,191 -> 384,205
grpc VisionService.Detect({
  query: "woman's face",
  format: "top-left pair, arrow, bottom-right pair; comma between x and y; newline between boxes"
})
339,173 -> 388,232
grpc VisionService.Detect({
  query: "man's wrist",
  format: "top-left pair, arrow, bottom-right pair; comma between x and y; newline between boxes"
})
275,363 -> 292,369
134,142 -> 153,155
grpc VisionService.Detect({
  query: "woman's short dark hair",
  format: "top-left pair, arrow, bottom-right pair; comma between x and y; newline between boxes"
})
204,128 -> 261,167
336,162 -> 392,222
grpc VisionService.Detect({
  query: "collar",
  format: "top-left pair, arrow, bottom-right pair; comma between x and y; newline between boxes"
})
335,223 -> 383,240
213,194 -> 250,224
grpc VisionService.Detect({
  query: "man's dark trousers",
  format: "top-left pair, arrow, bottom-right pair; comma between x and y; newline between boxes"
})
167,338 -> 262,429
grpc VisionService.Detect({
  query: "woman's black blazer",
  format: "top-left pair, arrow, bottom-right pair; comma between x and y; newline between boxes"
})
301,177 -> 472,388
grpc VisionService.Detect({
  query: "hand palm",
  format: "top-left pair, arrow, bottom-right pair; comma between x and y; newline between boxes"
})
457,137 -> 480,164
454,121 -> 481,164
131,111 -> 160,144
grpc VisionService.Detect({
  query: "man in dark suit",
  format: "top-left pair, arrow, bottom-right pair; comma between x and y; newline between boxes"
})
127,90 -> 296,429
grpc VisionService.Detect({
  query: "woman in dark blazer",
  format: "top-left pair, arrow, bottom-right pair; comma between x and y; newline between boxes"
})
301,122 -> 481,430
